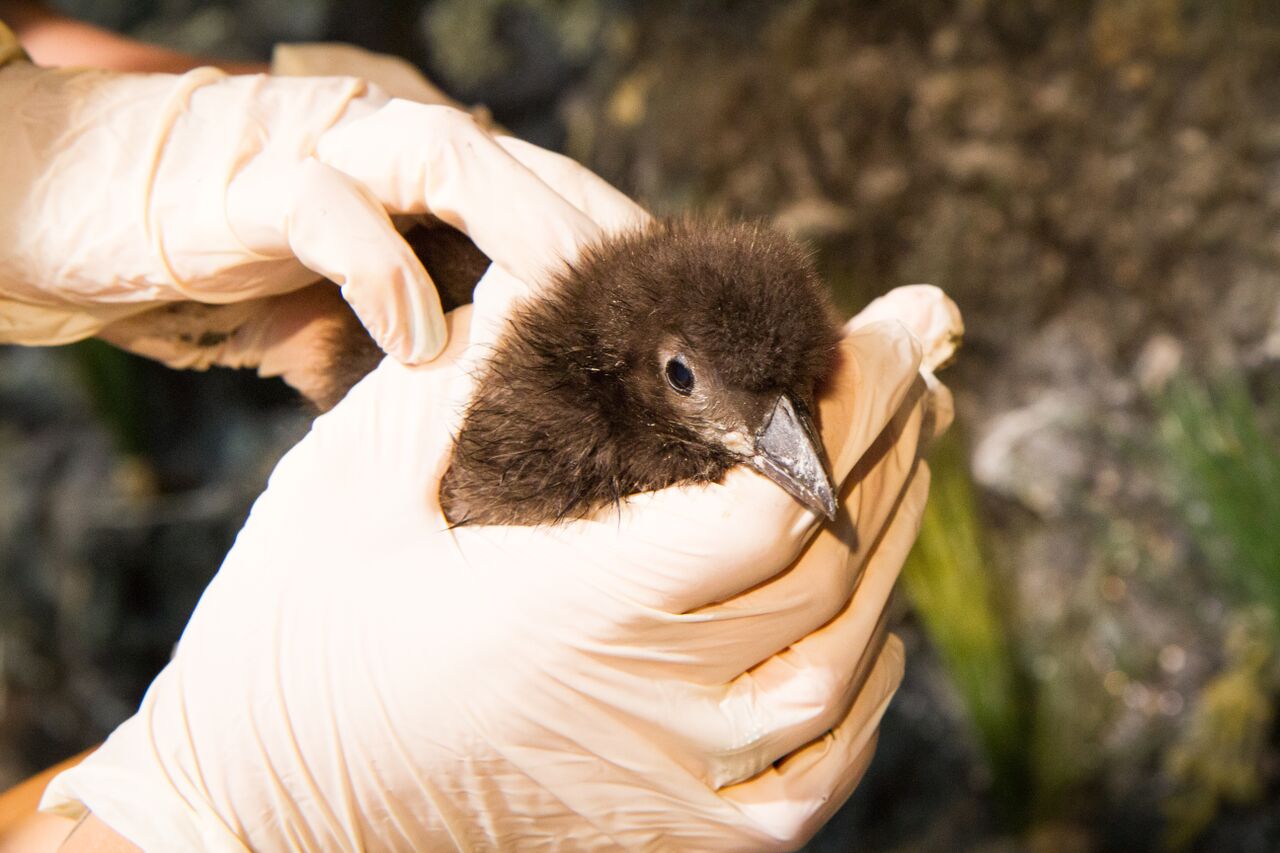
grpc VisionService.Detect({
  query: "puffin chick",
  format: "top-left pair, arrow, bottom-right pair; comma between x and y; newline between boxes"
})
438,218 -> 843,526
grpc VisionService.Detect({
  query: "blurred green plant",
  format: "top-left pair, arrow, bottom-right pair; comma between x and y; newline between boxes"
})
1155,372 -> 1280,848
65,338 -> 146,456
1157,374 -> 1280,615
902,431 -> 1034,828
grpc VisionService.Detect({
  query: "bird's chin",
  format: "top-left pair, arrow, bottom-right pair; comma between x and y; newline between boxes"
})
742,394 -> 838,521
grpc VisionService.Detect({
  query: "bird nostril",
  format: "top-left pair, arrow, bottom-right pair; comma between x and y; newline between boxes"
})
664,356 -> 695,395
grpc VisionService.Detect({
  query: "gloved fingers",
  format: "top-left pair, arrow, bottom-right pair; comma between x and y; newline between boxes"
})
847,284 -> 963,374
663,408 -> 927,686
313,101 -> 603,292
716,633 -> 903,849
267,45 -> 632,240
693,469 -> 927,789
493,136 -> 652,235
574,318 -> 923,616
94,286 -> 366,406
272,42 -> 507,135
814,320 -> 925,491
849,284 -> 960,449
273,43 -> 460,108
922,370 -> 955,447
273,158 -> 447,364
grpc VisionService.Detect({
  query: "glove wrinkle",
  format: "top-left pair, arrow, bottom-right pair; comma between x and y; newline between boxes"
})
143,66 -> 228,298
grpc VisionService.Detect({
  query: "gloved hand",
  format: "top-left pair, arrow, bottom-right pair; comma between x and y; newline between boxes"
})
39,257 -> 960,849
0,53 -> 640,366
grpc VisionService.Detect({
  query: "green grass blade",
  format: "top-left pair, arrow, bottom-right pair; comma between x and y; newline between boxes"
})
902,431 -> 1032,827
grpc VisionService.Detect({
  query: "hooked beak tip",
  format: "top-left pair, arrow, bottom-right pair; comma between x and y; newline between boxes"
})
745,394 -> 838,521
813,481 -> 838,522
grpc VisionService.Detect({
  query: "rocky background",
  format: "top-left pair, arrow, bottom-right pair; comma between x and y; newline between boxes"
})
2,1 -> 1279,850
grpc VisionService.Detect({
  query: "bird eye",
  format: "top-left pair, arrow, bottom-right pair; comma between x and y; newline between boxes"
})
665,356 -> 695,395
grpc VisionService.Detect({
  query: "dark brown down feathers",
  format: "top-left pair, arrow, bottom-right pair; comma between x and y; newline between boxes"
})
319,218 -> 840,525
436,219 -> 841,525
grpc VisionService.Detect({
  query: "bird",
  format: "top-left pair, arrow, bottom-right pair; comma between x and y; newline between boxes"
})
317,217 -> 843,526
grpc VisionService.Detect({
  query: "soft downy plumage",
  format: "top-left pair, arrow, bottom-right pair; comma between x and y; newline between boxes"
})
317,217 -> 841,525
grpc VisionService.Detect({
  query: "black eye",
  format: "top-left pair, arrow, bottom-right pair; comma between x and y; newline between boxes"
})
665,356 -> 695,395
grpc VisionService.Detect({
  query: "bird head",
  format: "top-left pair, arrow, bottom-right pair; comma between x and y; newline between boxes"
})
548,218 -> 844,519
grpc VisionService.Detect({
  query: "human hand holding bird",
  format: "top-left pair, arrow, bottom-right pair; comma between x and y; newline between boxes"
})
41,260 -> 958,849
0,52 -> 624,365
2,38 -> 964,850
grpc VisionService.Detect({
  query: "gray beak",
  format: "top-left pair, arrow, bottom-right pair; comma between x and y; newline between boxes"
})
746,394 -> 838,521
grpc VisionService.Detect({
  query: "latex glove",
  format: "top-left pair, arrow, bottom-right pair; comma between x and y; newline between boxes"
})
270,41 -> 482,114
66,44 -> 646,403
268,40 -> 654,235
41,270 -> 959,850
0,55 -> 634,364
